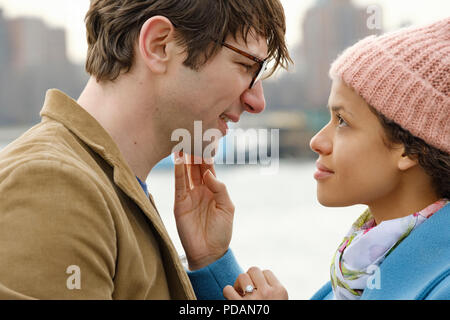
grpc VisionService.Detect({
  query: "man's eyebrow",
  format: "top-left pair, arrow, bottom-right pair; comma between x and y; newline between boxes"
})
328,105 -> 354,117
223,42 -> 267,61
235,54 -> 259,65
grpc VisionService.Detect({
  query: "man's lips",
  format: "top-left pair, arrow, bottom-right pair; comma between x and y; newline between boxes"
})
221,113 -> 240,123
218,113 -> 240,135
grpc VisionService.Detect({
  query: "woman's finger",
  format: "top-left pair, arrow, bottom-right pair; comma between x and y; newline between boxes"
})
234,273 -> 255,296
263,270 -> 281,287
247,267 -> 268,290
223,285 -> 243,300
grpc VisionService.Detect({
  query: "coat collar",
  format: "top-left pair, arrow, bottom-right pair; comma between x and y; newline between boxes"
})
311,203 -> 450,300
40,89 -> 196,299
362,203 -> 450,300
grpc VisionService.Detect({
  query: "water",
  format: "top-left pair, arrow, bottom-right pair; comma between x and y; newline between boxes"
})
0,141 -> 367,299
148,161 -> 366,299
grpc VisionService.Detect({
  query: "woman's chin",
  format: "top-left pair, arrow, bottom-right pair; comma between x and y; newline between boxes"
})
317,193 -> 354,207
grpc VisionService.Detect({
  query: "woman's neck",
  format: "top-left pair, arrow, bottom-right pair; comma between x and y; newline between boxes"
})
368,169 -> 440,225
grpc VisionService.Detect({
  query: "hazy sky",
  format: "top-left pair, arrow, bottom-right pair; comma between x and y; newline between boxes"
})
0,0 -> 449,64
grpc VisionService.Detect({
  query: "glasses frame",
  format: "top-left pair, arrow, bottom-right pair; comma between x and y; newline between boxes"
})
222,42 -> 269,89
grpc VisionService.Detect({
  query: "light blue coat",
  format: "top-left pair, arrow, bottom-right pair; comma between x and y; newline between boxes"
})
189,203 -> 450,300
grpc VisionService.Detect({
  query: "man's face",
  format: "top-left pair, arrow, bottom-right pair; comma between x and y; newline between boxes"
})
159,31 -> 269,156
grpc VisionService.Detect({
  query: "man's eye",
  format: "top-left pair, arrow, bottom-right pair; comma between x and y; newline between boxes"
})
239,63 -> 254,73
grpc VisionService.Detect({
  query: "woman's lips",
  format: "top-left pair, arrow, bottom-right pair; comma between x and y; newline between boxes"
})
314,162 -> 335,180
314,169 -> 334,180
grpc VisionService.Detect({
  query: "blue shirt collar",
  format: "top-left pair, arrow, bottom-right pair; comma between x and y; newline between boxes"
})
136,176 -> 149,198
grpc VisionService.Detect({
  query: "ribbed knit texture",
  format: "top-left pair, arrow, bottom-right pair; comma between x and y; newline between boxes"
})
330,18 -> 450,154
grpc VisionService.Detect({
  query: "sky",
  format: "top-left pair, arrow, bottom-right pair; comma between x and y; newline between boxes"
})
0,0 -> 449,64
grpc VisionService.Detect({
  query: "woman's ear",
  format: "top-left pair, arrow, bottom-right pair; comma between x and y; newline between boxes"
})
138,16 -> 176,74
397,148 -> 418,171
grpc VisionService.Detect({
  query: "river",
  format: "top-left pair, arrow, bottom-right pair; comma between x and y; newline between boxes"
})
0,140 -> 366,299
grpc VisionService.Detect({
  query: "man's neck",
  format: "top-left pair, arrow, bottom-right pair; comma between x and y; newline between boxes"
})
76,77 -> 170,181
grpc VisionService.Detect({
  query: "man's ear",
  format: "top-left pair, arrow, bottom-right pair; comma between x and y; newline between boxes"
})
397,147 -> 418,171
138,16 -> 176,74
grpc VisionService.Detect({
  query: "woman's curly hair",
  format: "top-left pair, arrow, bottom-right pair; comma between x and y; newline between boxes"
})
369,105 -> 450,199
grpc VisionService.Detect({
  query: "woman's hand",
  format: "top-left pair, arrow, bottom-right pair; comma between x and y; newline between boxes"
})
223,267 -> 289,300
174,152 -> 235,271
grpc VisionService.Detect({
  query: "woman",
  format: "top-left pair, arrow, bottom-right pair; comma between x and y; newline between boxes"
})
226,17 -> 450,300
176,17 -> 450,300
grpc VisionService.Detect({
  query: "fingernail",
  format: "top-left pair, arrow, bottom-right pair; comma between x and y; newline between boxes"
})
175,156 -> 184,165
205,169 -> 214,178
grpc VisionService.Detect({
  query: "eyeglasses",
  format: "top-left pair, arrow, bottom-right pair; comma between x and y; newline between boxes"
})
222,42 -> 269,89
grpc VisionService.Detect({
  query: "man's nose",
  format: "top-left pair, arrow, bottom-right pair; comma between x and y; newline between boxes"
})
241,81 -> 266,114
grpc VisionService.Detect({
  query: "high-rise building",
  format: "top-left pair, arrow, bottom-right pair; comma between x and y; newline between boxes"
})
0,9 -> 9,71
7,17 -> 67,70
0,12 -> 86,125
301,0 -> 382,109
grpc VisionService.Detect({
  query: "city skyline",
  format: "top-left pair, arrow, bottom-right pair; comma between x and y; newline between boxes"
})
0,0 -> 380,159
0,0 -> 449,65
0,0 -> 448,159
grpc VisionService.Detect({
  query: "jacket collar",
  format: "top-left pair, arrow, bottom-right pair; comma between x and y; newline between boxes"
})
311,203 -> 450,300
40,89 -> 152,217
40,89 -> 196,299
362,203 -> 450,300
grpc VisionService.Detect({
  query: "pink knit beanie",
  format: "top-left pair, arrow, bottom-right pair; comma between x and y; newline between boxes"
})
329,17 -> 450,154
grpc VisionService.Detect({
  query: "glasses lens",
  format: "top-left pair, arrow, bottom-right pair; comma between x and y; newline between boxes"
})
250,60 -> 269,89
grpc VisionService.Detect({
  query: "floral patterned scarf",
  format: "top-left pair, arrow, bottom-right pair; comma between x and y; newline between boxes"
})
330,199 -> 449,300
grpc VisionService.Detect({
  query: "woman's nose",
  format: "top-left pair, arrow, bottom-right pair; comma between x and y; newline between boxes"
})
241,81 -> 266,114
310,126 -> 332,155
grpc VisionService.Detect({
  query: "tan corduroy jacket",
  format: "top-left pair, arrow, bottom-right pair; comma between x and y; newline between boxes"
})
0,89 -> 196,300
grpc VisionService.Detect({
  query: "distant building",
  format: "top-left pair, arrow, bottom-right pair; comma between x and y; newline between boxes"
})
301,0 -> 382,109
256,0 -> 385,157
7,17 -> 67,71
0,9 -> 9,70
0,12 -> 87,126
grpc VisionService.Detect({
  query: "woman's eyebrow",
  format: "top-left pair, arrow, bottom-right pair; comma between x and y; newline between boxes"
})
328,105 -> 354,117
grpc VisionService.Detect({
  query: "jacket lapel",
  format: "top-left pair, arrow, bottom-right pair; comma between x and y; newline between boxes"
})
40,89 -> 196,299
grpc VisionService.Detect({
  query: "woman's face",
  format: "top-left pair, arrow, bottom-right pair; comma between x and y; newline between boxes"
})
309,79 -> 404,207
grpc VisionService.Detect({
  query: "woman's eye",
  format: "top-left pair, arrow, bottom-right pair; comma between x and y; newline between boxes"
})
336,113 -> 348,127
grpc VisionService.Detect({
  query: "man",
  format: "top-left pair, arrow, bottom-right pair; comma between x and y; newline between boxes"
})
0,0 -> 290,299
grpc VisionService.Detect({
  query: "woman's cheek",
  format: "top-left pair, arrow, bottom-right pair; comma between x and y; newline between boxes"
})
326,145 -> 372,205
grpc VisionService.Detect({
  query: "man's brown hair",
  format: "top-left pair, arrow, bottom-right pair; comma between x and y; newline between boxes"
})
85,0 -> 292,82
